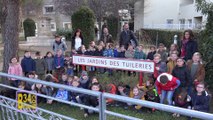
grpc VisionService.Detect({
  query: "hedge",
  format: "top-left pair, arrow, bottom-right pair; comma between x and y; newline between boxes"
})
106,15 -> 119,41
55,28 -> 72,41
71,6 -> 95,47
23,18 -> 36,40
140,29 -> 199,48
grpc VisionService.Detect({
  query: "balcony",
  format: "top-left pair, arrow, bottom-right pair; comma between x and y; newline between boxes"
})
143,23 -> 205,30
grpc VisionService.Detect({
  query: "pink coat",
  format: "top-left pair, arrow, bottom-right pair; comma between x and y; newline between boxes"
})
8,63 -> 23,80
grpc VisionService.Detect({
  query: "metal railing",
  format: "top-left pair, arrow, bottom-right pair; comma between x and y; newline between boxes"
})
0,72 -> 213,120
143,23 -> 205,30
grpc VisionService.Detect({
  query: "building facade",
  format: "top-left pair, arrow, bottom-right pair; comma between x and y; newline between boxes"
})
21,0 -> 71,36
134,0 -> 212,31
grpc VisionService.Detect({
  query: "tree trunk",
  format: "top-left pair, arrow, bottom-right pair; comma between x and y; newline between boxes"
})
2,0 -> 20,82
98,19 -> 102,41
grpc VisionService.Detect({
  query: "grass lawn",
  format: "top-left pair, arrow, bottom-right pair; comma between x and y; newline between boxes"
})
38,102 -> 189,120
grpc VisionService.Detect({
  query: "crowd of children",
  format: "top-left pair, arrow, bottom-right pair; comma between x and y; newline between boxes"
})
6,29 -> 211,118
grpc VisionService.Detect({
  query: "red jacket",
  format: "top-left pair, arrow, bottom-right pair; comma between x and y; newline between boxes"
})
106,84 -> 117,103
155,73 -> 180,95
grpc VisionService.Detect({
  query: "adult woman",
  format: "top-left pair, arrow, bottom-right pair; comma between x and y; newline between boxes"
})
180,29 -> 198,61
71,29 -> 84,51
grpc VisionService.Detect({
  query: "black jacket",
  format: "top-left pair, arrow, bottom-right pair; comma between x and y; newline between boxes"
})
182,40 -> 198,61
119,30 -> 138,49
172,65 -> 191,87
191,91 -> 210,112
100,33 -> 113,44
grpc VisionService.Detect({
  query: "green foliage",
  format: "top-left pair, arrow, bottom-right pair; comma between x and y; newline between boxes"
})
140,29 -> 199,48
106,15 -> 118,41
56,28 -> 72,41
71,6 -> 95,47
23,18 -> 36,40
196,0 -> 213,88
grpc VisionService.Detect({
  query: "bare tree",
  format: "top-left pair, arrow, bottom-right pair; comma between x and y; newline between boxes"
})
0,0 -> 20,78
54,0 -> 86,16
54,0 -> 139,39
21,0 -> 43,16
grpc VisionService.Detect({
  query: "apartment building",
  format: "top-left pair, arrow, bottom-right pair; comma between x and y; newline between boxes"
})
134,0 -> 212,31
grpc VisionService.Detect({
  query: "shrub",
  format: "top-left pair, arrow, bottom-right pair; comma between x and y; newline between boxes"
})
196,0 -> 213,89
55,28 -> 72,41
140,29 -> 199,48
71,6 -> 95,47
106,15 -> 119,41
23,18 -> 36,40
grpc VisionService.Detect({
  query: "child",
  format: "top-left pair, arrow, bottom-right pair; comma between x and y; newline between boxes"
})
129,86 -> 145,110
77,45 -> 87,71
172,58 -> 191,90
8,57 -> 23,87
144,80 -> 159,112
153,54 -> 167,79
54,49 -> 65,80
117,82 -> 131,109
172,88 -> 191,117
187,52 -> 205,87
105,83 -> 117,105
60,73 -> 68,85
191,82 -> 210,112
31,80 -> 45,103
34,51 -> 47,80
155,73 -> 180,105
113,44 -> 120,58
125,44 -> 135,59
103,43 -> 114,76
85,45 -> 96,72
45,51 -> 55,74
94,45 -> 105,73
83,83 -> 101,117
52,35 -> 67,54
64,54 -> 74,76
134,45 -> 146,60
44,74 -> 59,104
70,80 -> 83,104
67,76 -> 73,86
125,44 -> 135,76
147,45 -> 156,60
157,43 -> 168,62
21,51 -> 35,76
167,52 -> 178,74
79,71 -> 90,89
168,44 -> 179,57
117,45 -> 126,58
25,72 -> 37,90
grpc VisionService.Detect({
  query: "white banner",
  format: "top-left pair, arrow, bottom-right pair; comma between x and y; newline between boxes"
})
73,55 -> 155,73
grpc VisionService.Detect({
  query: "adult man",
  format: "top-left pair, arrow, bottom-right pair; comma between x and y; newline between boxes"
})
119,23 -> 138,49
100,27 -> 113,44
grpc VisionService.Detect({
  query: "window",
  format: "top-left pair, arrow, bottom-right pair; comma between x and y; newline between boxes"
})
63,22 -> 72,29
179,19 -> 185,29
43,5 -> 55,14
50,22 -> 56,31
188,19 -> 192,28
166,19 -> 173,29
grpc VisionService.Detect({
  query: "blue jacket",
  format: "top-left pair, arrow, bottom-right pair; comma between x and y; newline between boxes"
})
54,55 -> 64,68
21,56 -> 36,72
134,49 -> 146,60
103,49 -> 114,57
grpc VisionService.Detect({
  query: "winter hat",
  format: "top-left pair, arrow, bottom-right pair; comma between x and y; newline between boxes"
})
81,71 -> 88,77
